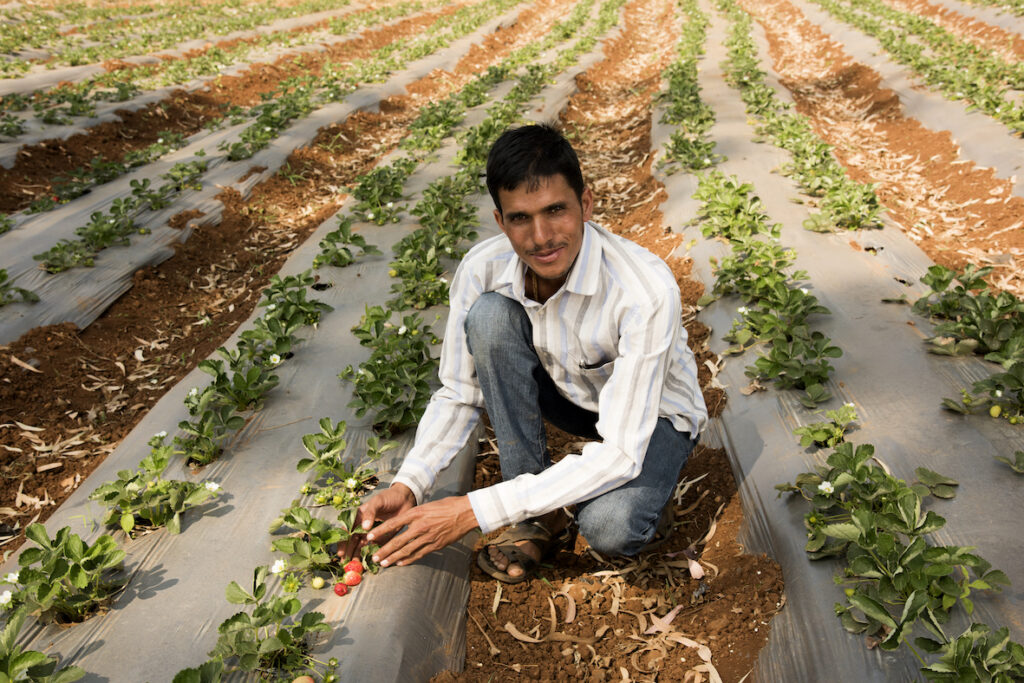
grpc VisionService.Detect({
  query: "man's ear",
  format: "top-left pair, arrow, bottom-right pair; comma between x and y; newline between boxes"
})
581,187 -> 594,222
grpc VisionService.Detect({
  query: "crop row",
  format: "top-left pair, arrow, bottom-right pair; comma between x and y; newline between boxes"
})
717,0 -> 885,233
809,0 -> 1024,135
0,0 -> 355,76
778,421 -> 1024,679
690,0 -> 1024,676
0,0 -> 454,227
0,0 -> 436,136
719,0 -> 1024,462
955,0 -> 1024,18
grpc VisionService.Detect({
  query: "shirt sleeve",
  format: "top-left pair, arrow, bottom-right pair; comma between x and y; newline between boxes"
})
466,288 -> 682,533
391,258 -> 485,504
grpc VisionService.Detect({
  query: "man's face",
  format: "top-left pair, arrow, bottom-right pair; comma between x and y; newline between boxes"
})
494,174 -> 593,286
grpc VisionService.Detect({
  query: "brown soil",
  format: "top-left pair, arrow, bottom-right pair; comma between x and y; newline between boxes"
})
738,0 -> 1024,298
0,0 -> 563,546
435,0 -> 778,680
438,430 -> 782,682
0,1 -> 470,213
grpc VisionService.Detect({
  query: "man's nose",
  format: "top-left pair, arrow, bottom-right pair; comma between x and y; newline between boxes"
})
530,216 -> 555,246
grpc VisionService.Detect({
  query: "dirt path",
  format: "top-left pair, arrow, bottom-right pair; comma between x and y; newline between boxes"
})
738,0 -> 1024,297
441,0 -> 782,679
0,0 -> 564,551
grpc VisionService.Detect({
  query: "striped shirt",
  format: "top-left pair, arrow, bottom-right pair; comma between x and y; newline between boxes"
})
392,221 -> 708,533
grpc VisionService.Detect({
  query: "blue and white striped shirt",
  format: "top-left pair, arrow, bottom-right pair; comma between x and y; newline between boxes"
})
392,221 -> 708,533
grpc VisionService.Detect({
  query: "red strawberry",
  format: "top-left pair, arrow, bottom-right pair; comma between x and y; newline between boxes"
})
343,559 -> 363,574
333,582 -> 348,597
342,570 -> 362,586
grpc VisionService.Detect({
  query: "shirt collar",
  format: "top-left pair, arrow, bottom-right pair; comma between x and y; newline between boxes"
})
497,221 -> 603,301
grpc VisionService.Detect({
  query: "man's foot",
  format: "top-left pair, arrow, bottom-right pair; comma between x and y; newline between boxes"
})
477,509 -> 574,583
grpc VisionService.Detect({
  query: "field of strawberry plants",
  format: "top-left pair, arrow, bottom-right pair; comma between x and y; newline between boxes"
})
0,0 -> 1022,680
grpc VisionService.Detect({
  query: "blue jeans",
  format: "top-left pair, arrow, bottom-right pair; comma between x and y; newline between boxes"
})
465,292 -> 696,556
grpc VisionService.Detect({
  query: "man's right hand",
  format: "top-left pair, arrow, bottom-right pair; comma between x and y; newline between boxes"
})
338,483 -> 417,561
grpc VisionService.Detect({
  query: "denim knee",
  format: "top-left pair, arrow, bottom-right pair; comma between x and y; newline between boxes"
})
577,500 -> 659,557
465,292 -> 529,359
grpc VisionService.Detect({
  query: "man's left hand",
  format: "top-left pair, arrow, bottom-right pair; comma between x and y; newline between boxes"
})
368,495 -> 479,567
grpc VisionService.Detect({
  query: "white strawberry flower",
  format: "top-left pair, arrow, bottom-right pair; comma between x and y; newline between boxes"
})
818,481 -> 835,495
398,326 -> 407,335
0,590 -> 10,606
188,387 -> 199,397
267,303 -> 276,311
800,287 -> 809,294
346,478 -> 358,489
271,559 -> 287,574
367,211 -> 375,220
737,306 -> 749,315
386,202 -> 394,208
269,353 -> 282,365
4,572 -> 18,584
155,430 -> 167,439
204,481 -> 221,493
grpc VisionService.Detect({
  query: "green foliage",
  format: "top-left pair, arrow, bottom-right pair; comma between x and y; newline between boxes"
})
0,270 -> 38,308
793,403 -> 859,448
313,216 -> 381,268
340,308 -> 439,435
89,434 -> 223,536
9,524 -> 125,623
194,566 -> 333,679
0,608 -> 84,682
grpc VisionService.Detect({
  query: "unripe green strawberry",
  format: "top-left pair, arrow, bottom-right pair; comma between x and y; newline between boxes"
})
990,405 -> 1002,418
311,576 -> 325,589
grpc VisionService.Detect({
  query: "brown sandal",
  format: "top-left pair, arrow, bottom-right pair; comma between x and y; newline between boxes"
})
476,518 -> 577,584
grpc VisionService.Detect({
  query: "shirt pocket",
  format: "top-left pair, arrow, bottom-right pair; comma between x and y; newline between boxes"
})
574,356 -> 617,384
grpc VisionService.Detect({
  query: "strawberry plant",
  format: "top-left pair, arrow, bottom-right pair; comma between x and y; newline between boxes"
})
746,327 -> 842,398
0,270 -> 38,308
260,271 -> 334,328
387,245 -> 449,311
793,402 -> 858,448
340,308 -> 439,435
918,623 -> 1024,681
184,566 -> 333,680
0,607 -> 84,682
269,506 -> 344,577
313,216 -> 381,269
89,434 -> 223,536
6,524 -> 126,623
349,158 -> 416,225
912,265 -> 1024,367
995,451 -> 1024,475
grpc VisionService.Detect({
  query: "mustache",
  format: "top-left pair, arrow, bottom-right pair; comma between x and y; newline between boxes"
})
527,241 -> 568,256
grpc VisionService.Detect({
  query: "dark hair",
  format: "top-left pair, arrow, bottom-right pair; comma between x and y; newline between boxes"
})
485,124 -> 585,215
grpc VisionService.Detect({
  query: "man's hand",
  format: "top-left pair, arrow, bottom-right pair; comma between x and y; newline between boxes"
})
338,483 -> 417,562
368,495 -> 479,568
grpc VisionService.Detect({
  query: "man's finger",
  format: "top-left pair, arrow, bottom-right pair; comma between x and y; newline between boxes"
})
376,526 -> 433,567
365,512 -> 408,544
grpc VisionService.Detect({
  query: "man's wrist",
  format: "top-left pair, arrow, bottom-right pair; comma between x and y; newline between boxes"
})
388,481 -> 417,506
